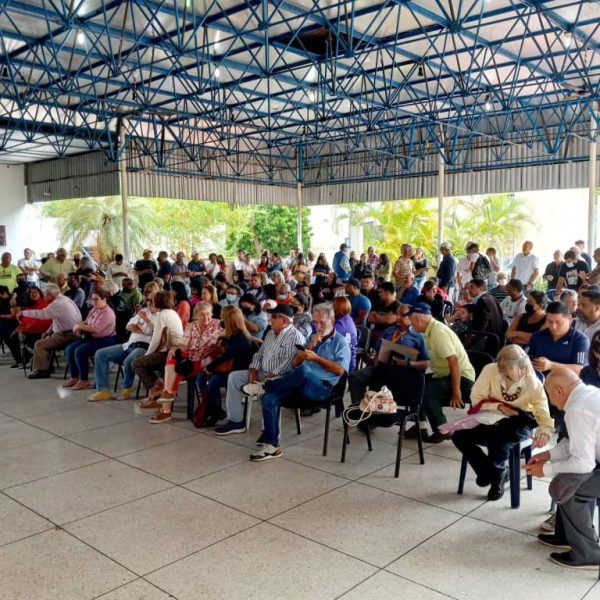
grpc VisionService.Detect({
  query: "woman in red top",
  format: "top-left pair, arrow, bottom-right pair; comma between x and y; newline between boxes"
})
171,281 -> 191,329
256,254 -> 269,273
18,286 -> 52,355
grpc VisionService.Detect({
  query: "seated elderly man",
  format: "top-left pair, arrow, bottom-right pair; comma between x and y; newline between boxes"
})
527,368 -> 600,570
409,302 -> 476,443
64,272 -> 86,312
88,302 -> 157,401
250,303 -> 351,461
19,284 -> 82,379
349,304 -> 429,406
215,304 -> 305,436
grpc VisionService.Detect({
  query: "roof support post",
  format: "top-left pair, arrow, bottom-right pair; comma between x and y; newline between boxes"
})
437,150 -> 445,252
119,120 -> 130,265
297,142 -> 304,252
589,105 -> 598,252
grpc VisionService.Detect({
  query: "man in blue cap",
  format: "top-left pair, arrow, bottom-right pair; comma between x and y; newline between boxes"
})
409,302 -> 476,443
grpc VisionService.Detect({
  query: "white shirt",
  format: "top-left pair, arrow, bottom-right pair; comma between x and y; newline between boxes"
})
575,318 -> 600,343
18,258 -> 40,283
512,253 -> 539,284
457,257 -> 472,287
22,294 -> 82,333
122,311 -> 156,351
545,383 -> 600,476
107,261 -> 131,289
500,295 -> 526,323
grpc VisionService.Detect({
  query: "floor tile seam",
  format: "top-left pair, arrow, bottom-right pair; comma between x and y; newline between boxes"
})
581,580 -> 600,599
381,572 -> 461,600
262,519 -> 383,569
0,525 -> 57,551
423,450 -> 463,463
279,454 -> 387,482
100,429 -> 201,459
20,412 -> 142,438
464,513 -> 551,539
351,478 -> 478,518
201,425 -> 328,450
0,434 -> 59,453
138,519 -> 266,578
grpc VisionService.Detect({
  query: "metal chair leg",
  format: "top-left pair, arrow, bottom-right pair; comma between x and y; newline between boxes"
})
341,421 -> 349,463
395,420 -> 406,478
322,403 -> 331,457
294,408 -> 302,435
457,456 -> 468,494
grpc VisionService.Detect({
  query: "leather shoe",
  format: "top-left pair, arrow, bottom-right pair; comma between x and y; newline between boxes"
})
487,469 -> 508,500
426,432 -> 452,444
404,426 -> 427,440
28,370 -> 51,380
538,533 -> 570,550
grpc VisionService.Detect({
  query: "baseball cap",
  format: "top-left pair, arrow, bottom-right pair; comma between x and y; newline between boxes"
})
267,304 -> 294,318
346,277 -> 360,288
440,242 -> 451,250
408,302 -> 432,316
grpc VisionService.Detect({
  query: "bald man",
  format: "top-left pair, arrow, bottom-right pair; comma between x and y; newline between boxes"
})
526,368 -> 600,570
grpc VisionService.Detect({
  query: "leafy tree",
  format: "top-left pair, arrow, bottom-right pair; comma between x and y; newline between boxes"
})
226,205 -> 312,256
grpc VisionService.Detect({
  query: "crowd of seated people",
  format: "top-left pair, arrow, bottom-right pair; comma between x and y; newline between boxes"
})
5,239 -> 600,570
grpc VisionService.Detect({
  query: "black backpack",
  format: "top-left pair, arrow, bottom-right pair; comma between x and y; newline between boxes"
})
473,254 -> 491,280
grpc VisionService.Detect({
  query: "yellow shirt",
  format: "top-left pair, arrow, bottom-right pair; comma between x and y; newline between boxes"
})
0,263 -> 22,291
40,258 -> 76,282
424,317 -> 475,381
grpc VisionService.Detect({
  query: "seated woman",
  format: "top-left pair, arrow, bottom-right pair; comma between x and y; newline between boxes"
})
197,305 -> 256,426
242,253 -> 256,282
270,270 -> 285,296
239,293 -> 268,339
206,253 -> 221,278
63,288 -> 117,391
505,290 -> 547,348
88,298 -> 157,401
333,296 -> 357,372
189,279 -> 203,307
152,302 -> 224,423
202,283 -> 221,319
133,290 -> 184,406
17,286 -> 52,365
171,281 -> 191,328
375,253 -> 391,282
292,254 -> 310,283
580,330 -> 600,387
416,280 -> 445,321
291,293 -> 313,340
452,344 -> 554,501
256,254 -> 269,274
353,253 -> 373,280
0,285 -> 20,367
313,253 -> 331,282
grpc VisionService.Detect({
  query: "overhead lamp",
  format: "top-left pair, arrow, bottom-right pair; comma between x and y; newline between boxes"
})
418,64 -> 425,77
307,90 -> 316,102
214,67 -> 221,79
76,31 -> 86,45
213,30 -> 222,52
307,65 -> 318,82
562,31 -> 573,48
484,94 -> 492,111
185,0 -> 192,7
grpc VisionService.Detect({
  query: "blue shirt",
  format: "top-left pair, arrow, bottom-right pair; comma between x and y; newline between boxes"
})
246,310 -> 268,339
528,326 -> 589,374
376,325 -> 430,361
400,285 -> 420,306
349,293 -> 372,326
334,314 -> 358,372
308,330 -> 351,384
332,250 -> 351,280
187,260 -> 205,274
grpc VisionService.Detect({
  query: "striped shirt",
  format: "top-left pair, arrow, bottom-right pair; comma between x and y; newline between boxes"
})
250,323 -> 304,375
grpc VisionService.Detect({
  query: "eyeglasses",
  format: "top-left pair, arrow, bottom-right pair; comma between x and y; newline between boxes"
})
399,312 -> 411,317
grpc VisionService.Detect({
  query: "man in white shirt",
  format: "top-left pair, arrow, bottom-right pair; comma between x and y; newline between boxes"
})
500,279 -> 527,323
527,368 -> 600,570
511,241 -> 539,291
106,253 -> 131,290
18,248 -> 40,284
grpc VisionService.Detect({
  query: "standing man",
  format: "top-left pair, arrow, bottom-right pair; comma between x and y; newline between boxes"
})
39,247 -> 76,283
467,278 -> 505,345
0,252 -> 23,292
543,250 -> 564,289
134,249 -> 157,291
511,240 -> 539,292
18,248 -> 40,284
392,244 -> 415,299
575,240 -> 592,268
367,246 -> 379,271
332,243 -> 352,282
575,289 -> 600,342
409,302 -> 475,443
527,368 -> 600,570
107,253 -> 131,290
589,247 -> 600,285
437,242 -> 457,302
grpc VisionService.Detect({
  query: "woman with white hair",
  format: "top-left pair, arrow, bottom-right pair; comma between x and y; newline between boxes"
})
452,345 -> 554,501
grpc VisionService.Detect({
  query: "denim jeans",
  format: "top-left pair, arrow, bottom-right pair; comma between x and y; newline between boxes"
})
94,344 -> 146,391
261,363 -> 333,446
65,336 -> 117,380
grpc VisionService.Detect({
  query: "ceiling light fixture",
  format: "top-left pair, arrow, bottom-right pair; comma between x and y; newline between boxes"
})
562,31 -> 573,48
484,94 -> 492,111
308,90 -> 316,102
214,67 -> 221,79
76,31 -> 86,45
307,65 -> 318,82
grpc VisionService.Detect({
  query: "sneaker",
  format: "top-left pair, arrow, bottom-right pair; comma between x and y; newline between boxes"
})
116,387 -> 133,400
28,370 -> 51,380
87,390 -> 114,402
537,533 -> 570,550
214,421 -> 247,435
149,411 -> 173,424
540,512 -> 557,532
242,382 -> 265,397
250,444 -> 282,461
549,551 -> 598,570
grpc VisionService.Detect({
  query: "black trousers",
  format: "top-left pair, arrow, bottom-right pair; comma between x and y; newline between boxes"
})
452,413 -> 535,477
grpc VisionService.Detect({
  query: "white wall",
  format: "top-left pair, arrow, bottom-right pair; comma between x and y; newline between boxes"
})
0,164 -> 59,259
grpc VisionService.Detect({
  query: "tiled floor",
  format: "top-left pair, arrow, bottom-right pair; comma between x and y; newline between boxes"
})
2,354 -> 600,600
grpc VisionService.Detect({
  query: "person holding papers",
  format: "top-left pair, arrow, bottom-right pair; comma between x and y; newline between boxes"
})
452,345 -> 554,501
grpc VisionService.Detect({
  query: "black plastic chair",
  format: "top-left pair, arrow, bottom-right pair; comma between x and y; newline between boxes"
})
466,350 -> 495,379
341,367 -> 426,477
279,373 -> 348,457
457,438 -> 532,508
463,330 -> 501,357
355,325 -> 372,369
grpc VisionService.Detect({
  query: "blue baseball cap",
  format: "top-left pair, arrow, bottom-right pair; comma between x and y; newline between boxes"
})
409,302 -> 432,316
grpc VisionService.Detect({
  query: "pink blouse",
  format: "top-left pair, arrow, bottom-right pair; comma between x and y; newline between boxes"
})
85,306 -> 116,338
182,318 -> 223,362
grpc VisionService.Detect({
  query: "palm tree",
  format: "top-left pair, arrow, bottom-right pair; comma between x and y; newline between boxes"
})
43,197 -> 156,262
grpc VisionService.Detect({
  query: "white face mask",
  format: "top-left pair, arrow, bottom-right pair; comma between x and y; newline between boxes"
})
565,262 -> 575,268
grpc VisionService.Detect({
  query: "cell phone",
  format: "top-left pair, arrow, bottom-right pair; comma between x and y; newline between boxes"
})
295,344 -> 306,351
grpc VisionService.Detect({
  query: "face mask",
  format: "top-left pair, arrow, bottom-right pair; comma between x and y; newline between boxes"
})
565,262 -> 575,268
278,294 -> 287,300
242,308 -> 251,316
524,304 -> 535,315
226,293 -> 237,303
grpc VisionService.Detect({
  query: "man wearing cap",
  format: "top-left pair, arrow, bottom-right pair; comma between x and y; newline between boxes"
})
437,242 -> 457,302
409,302 -> 476,443
134,250 -> 157,290
348,304 -> 429,406
332,243 -> 352,282
250,302 -> 350,461
346,277 -> 371,327
215,303 -> 305,436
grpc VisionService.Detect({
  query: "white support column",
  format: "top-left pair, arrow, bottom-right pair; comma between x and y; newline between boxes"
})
296,180 -> 303,251
589,107 -> 598,251
119,122 -> 130,265
438,151 -> 445,249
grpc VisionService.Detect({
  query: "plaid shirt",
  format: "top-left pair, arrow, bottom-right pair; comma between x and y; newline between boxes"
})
183,319 -> 224,362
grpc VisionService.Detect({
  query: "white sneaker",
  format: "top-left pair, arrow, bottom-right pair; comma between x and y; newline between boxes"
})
250,444 -> 282,461
242,382 -> 265,397
540,512 -> 556,532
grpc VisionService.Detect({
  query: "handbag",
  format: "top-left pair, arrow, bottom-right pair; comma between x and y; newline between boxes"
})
173,349 -> 195,377
343,386 -> 398,428
191,387 -> 209,428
